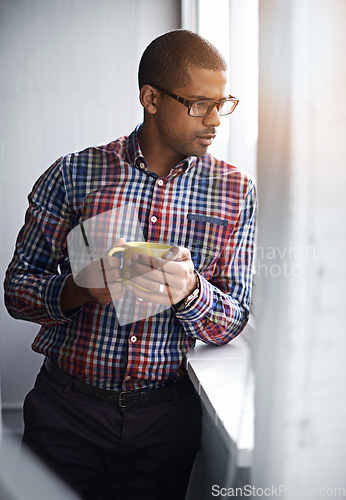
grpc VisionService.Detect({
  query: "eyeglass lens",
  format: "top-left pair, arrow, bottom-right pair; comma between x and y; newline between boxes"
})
190,100 -> 236,117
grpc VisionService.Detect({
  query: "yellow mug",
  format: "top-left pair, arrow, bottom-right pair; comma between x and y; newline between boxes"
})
107,241 -> 172,292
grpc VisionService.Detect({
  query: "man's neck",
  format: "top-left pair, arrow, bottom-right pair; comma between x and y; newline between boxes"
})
138,123 -> 185,178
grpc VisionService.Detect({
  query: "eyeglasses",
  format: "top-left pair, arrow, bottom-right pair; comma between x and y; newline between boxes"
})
152,85 -> 239,117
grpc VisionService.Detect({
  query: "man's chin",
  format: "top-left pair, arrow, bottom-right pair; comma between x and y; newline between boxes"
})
185,142 -> 210,158
180,142 -> 210,159
192,145 -> 210,158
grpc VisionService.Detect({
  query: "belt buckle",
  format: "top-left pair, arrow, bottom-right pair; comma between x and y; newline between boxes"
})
118,391 -> 133,408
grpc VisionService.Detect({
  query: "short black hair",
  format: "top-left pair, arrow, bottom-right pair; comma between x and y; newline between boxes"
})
138,29 -> 227,91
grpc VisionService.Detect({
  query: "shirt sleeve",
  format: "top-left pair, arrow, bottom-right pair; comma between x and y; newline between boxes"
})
3,158 -> 77,326
175,180 -> 257,345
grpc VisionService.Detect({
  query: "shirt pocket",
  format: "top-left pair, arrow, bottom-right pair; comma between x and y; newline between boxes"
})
183,213 -> 230,273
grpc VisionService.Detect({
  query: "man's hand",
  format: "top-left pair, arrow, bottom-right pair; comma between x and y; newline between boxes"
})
61,238 -> 125,312
124,245 -> 197,305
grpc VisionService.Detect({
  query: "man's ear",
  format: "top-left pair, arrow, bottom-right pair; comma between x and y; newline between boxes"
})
139,85 -> 159,115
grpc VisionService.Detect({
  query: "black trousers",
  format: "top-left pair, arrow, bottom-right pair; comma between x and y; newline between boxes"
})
22,365 -> 202,500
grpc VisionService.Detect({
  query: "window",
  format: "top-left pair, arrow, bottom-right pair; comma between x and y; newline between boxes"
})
183,0 -> 259,178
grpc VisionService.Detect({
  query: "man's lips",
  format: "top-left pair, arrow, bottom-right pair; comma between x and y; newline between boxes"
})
196,134 -> 216,146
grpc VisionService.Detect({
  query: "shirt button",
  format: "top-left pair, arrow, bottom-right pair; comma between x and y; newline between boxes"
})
124,376 -> 131,381
130,335 -> 137,343
150,216 -> 157,223
139,162 -> 146,169
157,179 -> 164,186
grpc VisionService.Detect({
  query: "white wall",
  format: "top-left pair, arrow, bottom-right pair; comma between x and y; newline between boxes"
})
253,0 -> 346,493
0,0 -> 179,408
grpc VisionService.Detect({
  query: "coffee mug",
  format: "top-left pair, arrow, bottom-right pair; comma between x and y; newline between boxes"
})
107,241 -> 172,292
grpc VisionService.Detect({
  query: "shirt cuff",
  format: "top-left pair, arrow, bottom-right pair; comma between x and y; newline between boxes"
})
174,272 -> 214,322
43,274 -> 82,324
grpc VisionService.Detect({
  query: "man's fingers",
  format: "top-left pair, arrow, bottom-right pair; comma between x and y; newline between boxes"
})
124,269 -> 177,305
125,261 -> 175,286
128,253 -> 172,268
126,271 -> 172,294
87,281 -> 124,304
162,245 -> 191,261
101,255 -> 122,269
103,264 -> 122,284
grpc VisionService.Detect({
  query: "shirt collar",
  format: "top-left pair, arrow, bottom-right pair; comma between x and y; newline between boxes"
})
124,124 -> 146,169
124,124 -> 197,174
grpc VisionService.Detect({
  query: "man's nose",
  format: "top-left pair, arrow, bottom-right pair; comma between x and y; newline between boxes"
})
202,105 -> 221,128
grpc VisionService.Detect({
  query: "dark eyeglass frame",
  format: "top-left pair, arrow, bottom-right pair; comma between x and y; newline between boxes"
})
151,84 -> 239,117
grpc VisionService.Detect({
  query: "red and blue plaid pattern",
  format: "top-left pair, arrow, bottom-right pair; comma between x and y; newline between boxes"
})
4,125 -> 256,391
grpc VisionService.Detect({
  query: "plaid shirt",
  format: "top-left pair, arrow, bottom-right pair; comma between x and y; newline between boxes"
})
4,125 -> 256,391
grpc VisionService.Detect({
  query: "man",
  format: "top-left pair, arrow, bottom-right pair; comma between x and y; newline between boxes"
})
4,30 -> 256,499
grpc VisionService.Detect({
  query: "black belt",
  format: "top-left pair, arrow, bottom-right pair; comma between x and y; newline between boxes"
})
44,358 -> 194,408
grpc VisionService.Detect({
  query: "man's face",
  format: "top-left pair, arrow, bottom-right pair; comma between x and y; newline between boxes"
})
154,66 -> 228,161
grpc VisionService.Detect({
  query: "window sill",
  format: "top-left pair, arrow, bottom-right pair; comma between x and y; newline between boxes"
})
186,323 -> 254,468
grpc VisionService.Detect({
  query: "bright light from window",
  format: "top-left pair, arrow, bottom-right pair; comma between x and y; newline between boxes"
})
198,0 -> 230,163
243,0 -> 259,147
198,0 -> 258,177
